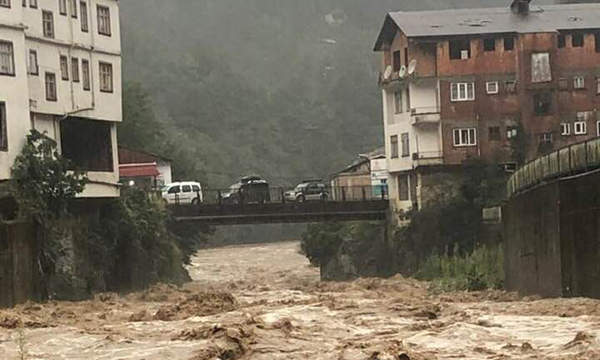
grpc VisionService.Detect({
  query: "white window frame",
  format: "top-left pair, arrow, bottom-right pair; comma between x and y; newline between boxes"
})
451,82 -> 475,102
596,78 -> 600,94
560,123 -> 571,136
59,0 -> 67,15
71,57 -> 79,82
597,121 -> 600,137
42,10 -> 55,39
505,80 -> 517,93
97,5 -> 111,36
99,61 -> 113,92
82,59 -> 90,90
574,76 -> 585,90
80,1 -> 89,32
401,133 -> 410,157
507,126 -> 518,139
486,81 -> 499,95
29,0 -> 36,8
574,121 -> 587,135
0,41 -> 15,76
60,55 -> 69,80
390,135 -> 399,159
394,91 -> 403,114
28,50 -> 38,75
0,102 -> 7,152
45,72 -> 57,102
531,52 -> 552,83
0,0 -> 10,8
539,132 -> 553,143
453,128 -> 477,147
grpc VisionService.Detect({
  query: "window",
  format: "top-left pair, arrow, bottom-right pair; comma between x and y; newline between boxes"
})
43,11 -> 55,38
576,111 -> 591,122
531,53 -> 551,83
394,91 -> 403,114
80,1 -> 88,32
59,0 -> 67,15
398,174 -> 409,201
29,0 -> 36,8
0,102 -> 6,152
393,50 -> 401,72
558,34 -> 566,49
45,72 -> 57,101
533,92 -> 551,116
0,0 -> 9,8
168,186 -> 180,194
70,0 -> 77,18
60,55 -> 69,80
574,76 -> 585,90
483,38 -> 496,52
596,33 -> 600,52
28,50 -> 38,75
22,0 -> 25,7
597,121 -> 600,137
0,41 -> 15,76
449,39 -> 470,60
390,135 -> 399,159
505,80 -> 517,93
451,82 -> 475,102
404,47 -> 409,66
401,133 -> 409,157
97,5 -> 111,36
574,121 -> 587,135
453,128 -> 477,147
572,33 -> 584,47
504,36 -> 515,51
82,59 -> 90,90
192,185 -> 201,192
489,126 -> 501,141
71,57 -> 79,82
558,78 -> 568,91
560,123 -> 571,136
182,185 -> 192,193
597,78 -> 600,94
539,132 -> 553,143
486,81 -> 498,94
99,62 -> 113,92
507,126 -> 518,139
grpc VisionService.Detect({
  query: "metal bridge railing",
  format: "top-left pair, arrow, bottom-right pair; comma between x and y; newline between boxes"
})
508,137 -> 600,197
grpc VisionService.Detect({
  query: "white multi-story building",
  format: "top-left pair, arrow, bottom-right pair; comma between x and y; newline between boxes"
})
0,0 -> 121,197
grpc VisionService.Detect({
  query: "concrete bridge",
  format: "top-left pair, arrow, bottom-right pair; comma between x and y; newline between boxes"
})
504,137 -> 600,299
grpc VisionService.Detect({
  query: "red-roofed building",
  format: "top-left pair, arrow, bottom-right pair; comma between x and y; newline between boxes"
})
118,145 -> 172,190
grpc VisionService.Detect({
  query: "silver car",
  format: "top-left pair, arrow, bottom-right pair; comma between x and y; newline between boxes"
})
285,182 -> 328,202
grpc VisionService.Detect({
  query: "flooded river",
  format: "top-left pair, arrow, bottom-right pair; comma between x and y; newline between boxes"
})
1,241 -> 600,359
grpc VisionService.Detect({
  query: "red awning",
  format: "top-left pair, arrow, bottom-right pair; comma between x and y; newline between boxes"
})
119,163 -> 160,178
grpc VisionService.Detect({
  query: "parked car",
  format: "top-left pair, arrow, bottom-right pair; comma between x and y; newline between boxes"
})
221,176 -> 271,204
161,181 -> 203,205
285,181 -> 328,202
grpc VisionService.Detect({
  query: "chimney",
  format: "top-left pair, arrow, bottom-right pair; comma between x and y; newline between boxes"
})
511,0 -> 532,15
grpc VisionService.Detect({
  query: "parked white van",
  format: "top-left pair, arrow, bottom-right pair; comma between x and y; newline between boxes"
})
161,182 -> 203,205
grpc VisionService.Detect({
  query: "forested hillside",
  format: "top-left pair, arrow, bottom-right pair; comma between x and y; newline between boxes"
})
119,0 -> 555,188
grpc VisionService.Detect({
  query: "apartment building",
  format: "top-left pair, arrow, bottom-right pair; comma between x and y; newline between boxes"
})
0,0 -> 121,198
374,0 -> 600,216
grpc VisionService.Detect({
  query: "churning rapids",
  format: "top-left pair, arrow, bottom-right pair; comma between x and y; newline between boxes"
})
1,241 -> 600,360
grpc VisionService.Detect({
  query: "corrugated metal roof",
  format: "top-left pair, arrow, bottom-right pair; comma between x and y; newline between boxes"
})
375,4 -> 600,50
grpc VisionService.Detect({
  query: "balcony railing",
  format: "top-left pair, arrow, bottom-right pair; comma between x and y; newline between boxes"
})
412,151 -> 444,166
410,106 -> 441,126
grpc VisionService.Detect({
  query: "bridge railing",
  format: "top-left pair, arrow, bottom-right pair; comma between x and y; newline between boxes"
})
166,185 -> 388,206
508,137 -> 600,197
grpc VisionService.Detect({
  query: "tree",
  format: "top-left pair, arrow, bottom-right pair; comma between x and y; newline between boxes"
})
10,130 -> 87,223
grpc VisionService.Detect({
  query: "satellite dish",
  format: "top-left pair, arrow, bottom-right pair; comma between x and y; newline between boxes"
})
383,65 -> 392,80
407,59 -> 417,75
399,65 -> 407,78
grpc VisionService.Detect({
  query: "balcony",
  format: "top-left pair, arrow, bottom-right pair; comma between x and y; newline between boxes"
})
410,107 -> 441,127
412,151 -> 444,167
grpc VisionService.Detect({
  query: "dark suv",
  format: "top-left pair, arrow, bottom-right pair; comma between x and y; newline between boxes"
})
221,176 -> 271,204
285,181 -> 328,202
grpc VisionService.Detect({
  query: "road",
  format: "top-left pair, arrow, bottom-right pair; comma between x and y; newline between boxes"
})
1,241 -> 600,359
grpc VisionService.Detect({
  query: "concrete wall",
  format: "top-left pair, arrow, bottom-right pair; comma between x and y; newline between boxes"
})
504,169 -> 600,298
0,222 -> 42,308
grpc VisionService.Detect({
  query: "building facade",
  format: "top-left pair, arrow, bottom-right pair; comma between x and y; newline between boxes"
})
374,0 -> 600,216
1,0 -> 121,197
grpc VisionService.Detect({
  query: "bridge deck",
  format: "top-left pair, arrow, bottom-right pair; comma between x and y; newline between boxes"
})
171,200 -> 389,225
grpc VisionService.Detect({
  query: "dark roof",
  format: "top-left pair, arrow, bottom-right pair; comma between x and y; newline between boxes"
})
375,3 -> 600,50
118,145 -> 172,164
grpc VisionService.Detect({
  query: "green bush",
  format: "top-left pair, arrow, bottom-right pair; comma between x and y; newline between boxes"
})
415,243 -> 505,292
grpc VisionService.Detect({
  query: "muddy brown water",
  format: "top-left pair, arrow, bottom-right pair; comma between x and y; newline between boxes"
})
1,241 -> 600,360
